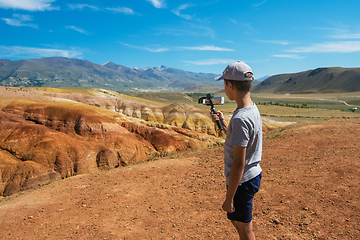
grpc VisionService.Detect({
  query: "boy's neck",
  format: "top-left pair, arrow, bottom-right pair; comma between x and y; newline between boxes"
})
235,92 -> 253,110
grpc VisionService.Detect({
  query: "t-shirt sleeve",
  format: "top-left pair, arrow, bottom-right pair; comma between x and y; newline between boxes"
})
230,118 -> 249,147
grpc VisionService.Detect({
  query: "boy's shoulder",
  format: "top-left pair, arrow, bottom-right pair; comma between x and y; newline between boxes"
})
231,105 -> 262,129
233,104 -> 260,118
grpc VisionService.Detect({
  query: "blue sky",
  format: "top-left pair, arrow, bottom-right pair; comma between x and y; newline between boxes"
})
1,0 -> 360,79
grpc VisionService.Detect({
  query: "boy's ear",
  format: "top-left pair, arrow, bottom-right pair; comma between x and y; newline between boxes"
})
228,81 -> 234,90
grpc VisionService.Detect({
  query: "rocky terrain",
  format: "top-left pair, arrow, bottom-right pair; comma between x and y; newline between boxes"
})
1,86 -> 292,198
2,86 -> 358,239
0,116 -> 359,239
1,86 -> 233,197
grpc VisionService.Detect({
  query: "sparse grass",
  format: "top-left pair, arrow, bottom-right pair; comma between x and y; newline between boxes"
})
7,87 -> 164,107
0,191 -> 26,203
123,92 -> 193,106
0,196 -> 11,203
43,179 -> 57,186
124,91 -> 360,123
4,87 -> 360,123
0,97 -> 32,108
113,93 -> 166,106
29,87 -> 95,95
252,92 -> 360,111
252,92 -> 360,121
271,134 -> 282,139
147,156 -> 159,162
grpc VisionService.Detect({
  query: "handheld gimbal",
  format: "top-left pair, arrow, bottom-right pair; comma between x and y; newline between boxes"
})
198,93 -> 224,130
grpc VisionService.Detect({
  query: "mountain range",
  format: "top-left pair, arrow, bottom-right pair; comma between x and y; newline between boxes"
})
0,57 -> 218,92
253,67 -> 360,93
0,57 -> 359,93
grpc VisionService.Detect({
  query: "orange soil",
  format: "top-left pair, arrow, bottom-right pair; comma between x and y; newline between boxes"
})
0,118 -> 359,239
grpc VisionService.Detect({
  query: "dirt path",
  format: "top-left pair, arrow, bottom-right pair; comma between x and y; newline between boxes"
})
1,118 -> 359,239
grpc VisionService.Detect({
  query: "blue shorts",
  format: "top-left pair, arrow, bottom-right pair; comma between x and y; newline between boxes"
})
227,173 -> 262,223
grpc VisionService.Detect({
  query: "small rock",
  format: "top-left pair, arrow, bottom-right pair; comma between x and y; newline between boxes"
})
272,219 -> 281,224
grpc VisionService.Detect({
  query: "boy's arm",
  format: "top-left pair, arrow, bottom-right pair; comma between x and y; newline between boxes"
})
210,110 -> 228,134
222,145 -> 246,213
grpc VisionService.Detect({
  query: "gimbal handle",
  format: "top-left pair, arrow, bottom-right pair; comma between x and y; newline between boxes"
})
207,94 -> 223,131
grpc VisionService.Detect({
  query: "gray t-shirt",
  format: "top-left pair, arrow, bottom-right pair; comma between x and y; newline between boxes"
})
224,104 -> 262,185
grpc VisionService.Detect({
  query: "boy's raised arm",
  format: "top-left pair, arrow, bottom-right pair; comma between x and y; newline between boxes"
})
210,110 -> 228,134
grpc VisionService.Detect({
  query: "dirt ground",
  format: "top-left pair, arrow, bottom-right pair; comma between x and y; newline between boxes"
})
0,118 -> 359,239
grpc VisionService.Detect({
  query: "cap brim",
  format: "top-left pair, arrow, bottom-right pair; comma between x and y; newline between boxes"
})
214,75 -> 224,81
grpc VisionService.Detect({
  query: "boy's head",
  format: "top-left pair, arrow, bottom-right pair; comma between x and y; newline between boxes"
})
215,61 -> 254,92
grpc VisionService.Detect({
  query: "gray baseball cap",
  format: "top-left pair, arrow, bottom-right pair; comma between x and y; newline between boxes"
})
215,61 -> 254,81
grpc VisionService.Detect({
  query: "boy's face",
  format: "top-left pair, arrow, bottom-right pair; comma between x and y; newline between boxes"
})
224,80 -> 234,100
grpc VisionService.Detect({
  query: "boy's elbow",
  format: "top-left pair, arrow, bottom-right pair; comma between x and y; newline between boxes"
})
232,161 -> 245,170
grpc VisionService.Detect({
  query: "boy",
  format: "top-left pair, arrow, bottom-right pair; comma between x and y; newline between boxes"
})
211,61 -> 262,240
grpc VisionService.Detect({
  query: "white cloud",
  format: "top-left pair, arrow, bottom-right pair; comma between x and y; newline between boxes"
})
0,0 -> 58,11
65,26 -> 89,35
288,41 -> 360,53
155,24 -> 216,38
183,59 -> 236,66
120,42 -> 168,52
257,39 -> 289,45
143,46 -> 168,52
146,0 -> 165,8
1,14 -> 38,28
171,4 -> 195,20
120,42 -> 233,53
179,45 -> 234,51
68,4 -> 134,14
330,33 -> 360,39
0,45 -> 82,58
106,7 -> 135,15
67,4 -> 99,11
273,54 -> 305,60
323,27 -> 360,40
228,18 -> 253,31
253,0 -> 267,7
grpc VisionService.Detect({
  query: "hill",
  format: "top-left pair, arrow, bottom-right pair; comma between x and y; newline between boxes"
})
252,67 -> 360,94
0,86 -> 229,197
1,118 -> 359,239
0,57 -> 218,92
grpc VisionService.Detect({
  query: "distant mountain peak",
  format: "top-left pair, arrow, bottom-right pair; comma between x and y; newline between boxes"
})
255,75 -> 270,82
0,57 -> 217,92
102,61 -> 119,67
252,67 -> 360,93
155,65 -> 168,72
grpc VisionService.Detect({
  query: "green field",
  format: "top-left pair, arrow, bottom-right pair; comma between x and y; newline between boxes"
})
14,87 -> 360,122
123,91 -> 360,122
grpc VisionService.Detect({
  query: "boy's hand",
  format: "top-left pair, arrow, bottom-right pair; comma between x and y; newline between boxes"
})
210,110 -> 227,133
210,110 -> 224,122
222,198 -> 235,213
